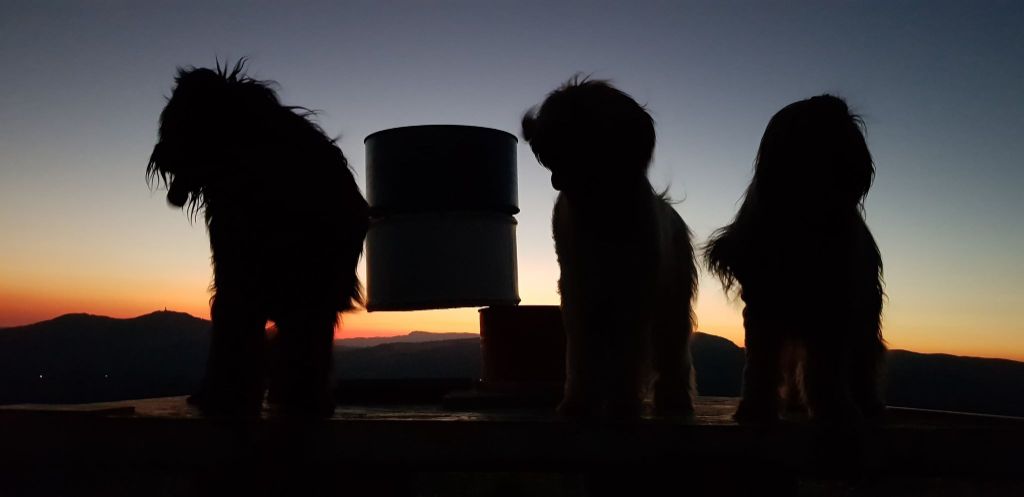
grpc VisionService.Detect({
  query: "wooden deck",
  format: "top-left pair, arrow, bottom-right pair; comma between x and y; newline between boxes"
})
1,395 -> 1021,477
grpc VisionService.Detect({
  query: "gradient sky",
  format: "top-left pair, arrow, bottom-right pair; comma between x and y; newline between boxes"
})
1,1 -> 1022,360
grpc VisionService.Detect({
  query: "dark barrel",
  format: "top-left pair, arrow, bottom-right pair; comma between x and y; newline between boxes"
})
365,211 -> 519,311
365,125 -> 518,217
364,124 -> 520,312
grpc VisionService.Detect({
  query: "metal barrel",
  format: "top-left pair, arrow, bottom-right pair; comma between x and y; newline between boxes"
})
365,125 -> 518,216
364,125 -> 520,312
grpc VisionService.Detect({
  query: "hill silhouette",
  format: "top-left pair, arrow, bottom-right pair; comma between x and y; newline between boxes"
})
339,331 -> 478,349
886,349 -> 1024,416
2,311 -> 1023,417
335,339 -> 482,379
0,311 -> 208,403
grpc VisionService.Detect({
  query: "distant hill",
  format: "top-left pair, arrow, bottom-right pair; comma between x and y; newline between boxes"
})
2,311 -> 1024,417
690,332 -> 745,396
339,331 -> 478,349
0,311 -> 209,404
335,339 -> 482,379
886,349 -> 1024,416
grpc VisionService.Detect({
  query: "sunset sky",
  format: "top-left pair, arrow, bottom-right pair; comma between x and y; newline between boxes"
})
1,1 -> 1022,360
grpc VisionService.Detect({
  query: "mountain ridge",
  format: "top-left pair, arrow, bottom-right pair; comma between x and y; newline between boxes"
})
1,310 -> 1022,417
6,311 -> 1021,362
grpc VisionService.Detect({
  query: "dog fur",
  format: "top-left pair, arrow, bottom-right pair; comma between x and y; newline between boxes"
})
147,61 -> 368,416
523,77 -> 697,418
704,94 -> 885,423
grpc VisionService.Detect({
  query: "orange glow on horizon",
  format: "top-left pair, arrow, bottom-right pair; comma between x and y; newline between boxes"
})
3,263 -> 1024,361
3,285 -> 1023,362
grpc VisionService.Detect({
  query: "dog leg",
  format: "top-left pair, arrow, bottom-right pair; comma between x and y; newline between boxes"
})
651,294 -> 695,417
557,285 -> 604,418
557,271 -> 647,419
802,334 -> 861,423
779,343 -> 808,418
848,329 -> 887,419
735,315 -> 784,423
272,309 -> 338,417
191,292 -> 267,417
603,311 -> 650,420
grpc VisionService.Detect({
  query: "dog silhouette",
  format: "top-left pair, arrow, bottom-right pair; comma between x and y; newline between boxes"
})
523,77 -> 697,418
147,61 -> 367,416
705,94 -> 885,423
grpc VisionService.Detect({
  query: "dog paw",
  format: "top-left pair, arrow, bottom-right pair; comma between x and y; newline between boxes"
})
857,399 -> 887,421
188,374 -> 267,418
654,390 -> 695,418
556,396 -> 601,419
187,390 -> 264,418
734,399 -> 779,425
604,399 -> 645,421
808,398 -> 865,426
268,388 -> 336,418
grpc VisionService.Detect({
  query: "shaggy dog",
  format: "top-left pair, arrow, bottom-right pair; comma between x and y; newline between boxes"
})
147,61 -> 368,416
522,78 -> 697,418
705,95 -> 885,423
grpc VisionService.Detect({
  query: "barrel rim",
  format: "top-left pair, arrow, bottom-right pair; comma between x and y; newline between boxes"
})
364,124 -> 519,144
367,210 -> 521,221
367,296 -> 522,312
478,304 -> 560,314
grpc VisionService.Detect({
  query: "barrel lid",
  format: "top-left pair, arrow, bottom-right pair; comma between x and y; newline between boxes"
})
365,123 -> 519,216
365,124 -> 518,144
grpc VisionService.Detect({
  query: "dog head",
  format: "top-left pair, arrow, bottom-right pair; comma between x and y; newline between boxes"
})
705,95 -> 877,292
750,94 -> 874,216
522,76 -> 655,193
146,59 -> 282,217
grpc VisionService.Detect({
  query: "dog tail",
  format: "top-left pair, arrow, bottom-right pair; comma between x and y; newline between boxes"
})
679,211 -> 699,396
703,224 -> 741,296
863,220 -> 885,345
348,194 -> 370,312
650,201 -> 699,403
675,212 -> 699,333
348,273 -> 366,310
340,208 -> 369,313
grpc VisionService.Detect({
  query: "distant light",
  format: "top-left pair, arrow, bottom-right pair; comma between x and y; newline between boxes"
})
38,374 -> 43,379
104,374 -> 109,379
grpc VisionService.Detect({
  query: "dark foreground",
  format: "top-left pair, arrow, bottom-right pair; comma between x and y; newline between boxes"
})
1,395 -> 1022,497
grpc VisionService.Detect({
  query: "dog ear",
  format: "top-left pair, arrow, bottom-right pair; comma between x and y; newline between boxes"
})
145,142 -> 167,187
522,108 -> 547,168
522,108 -> 538,143
167,181 -> 189,207
174,67 -> 226,91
